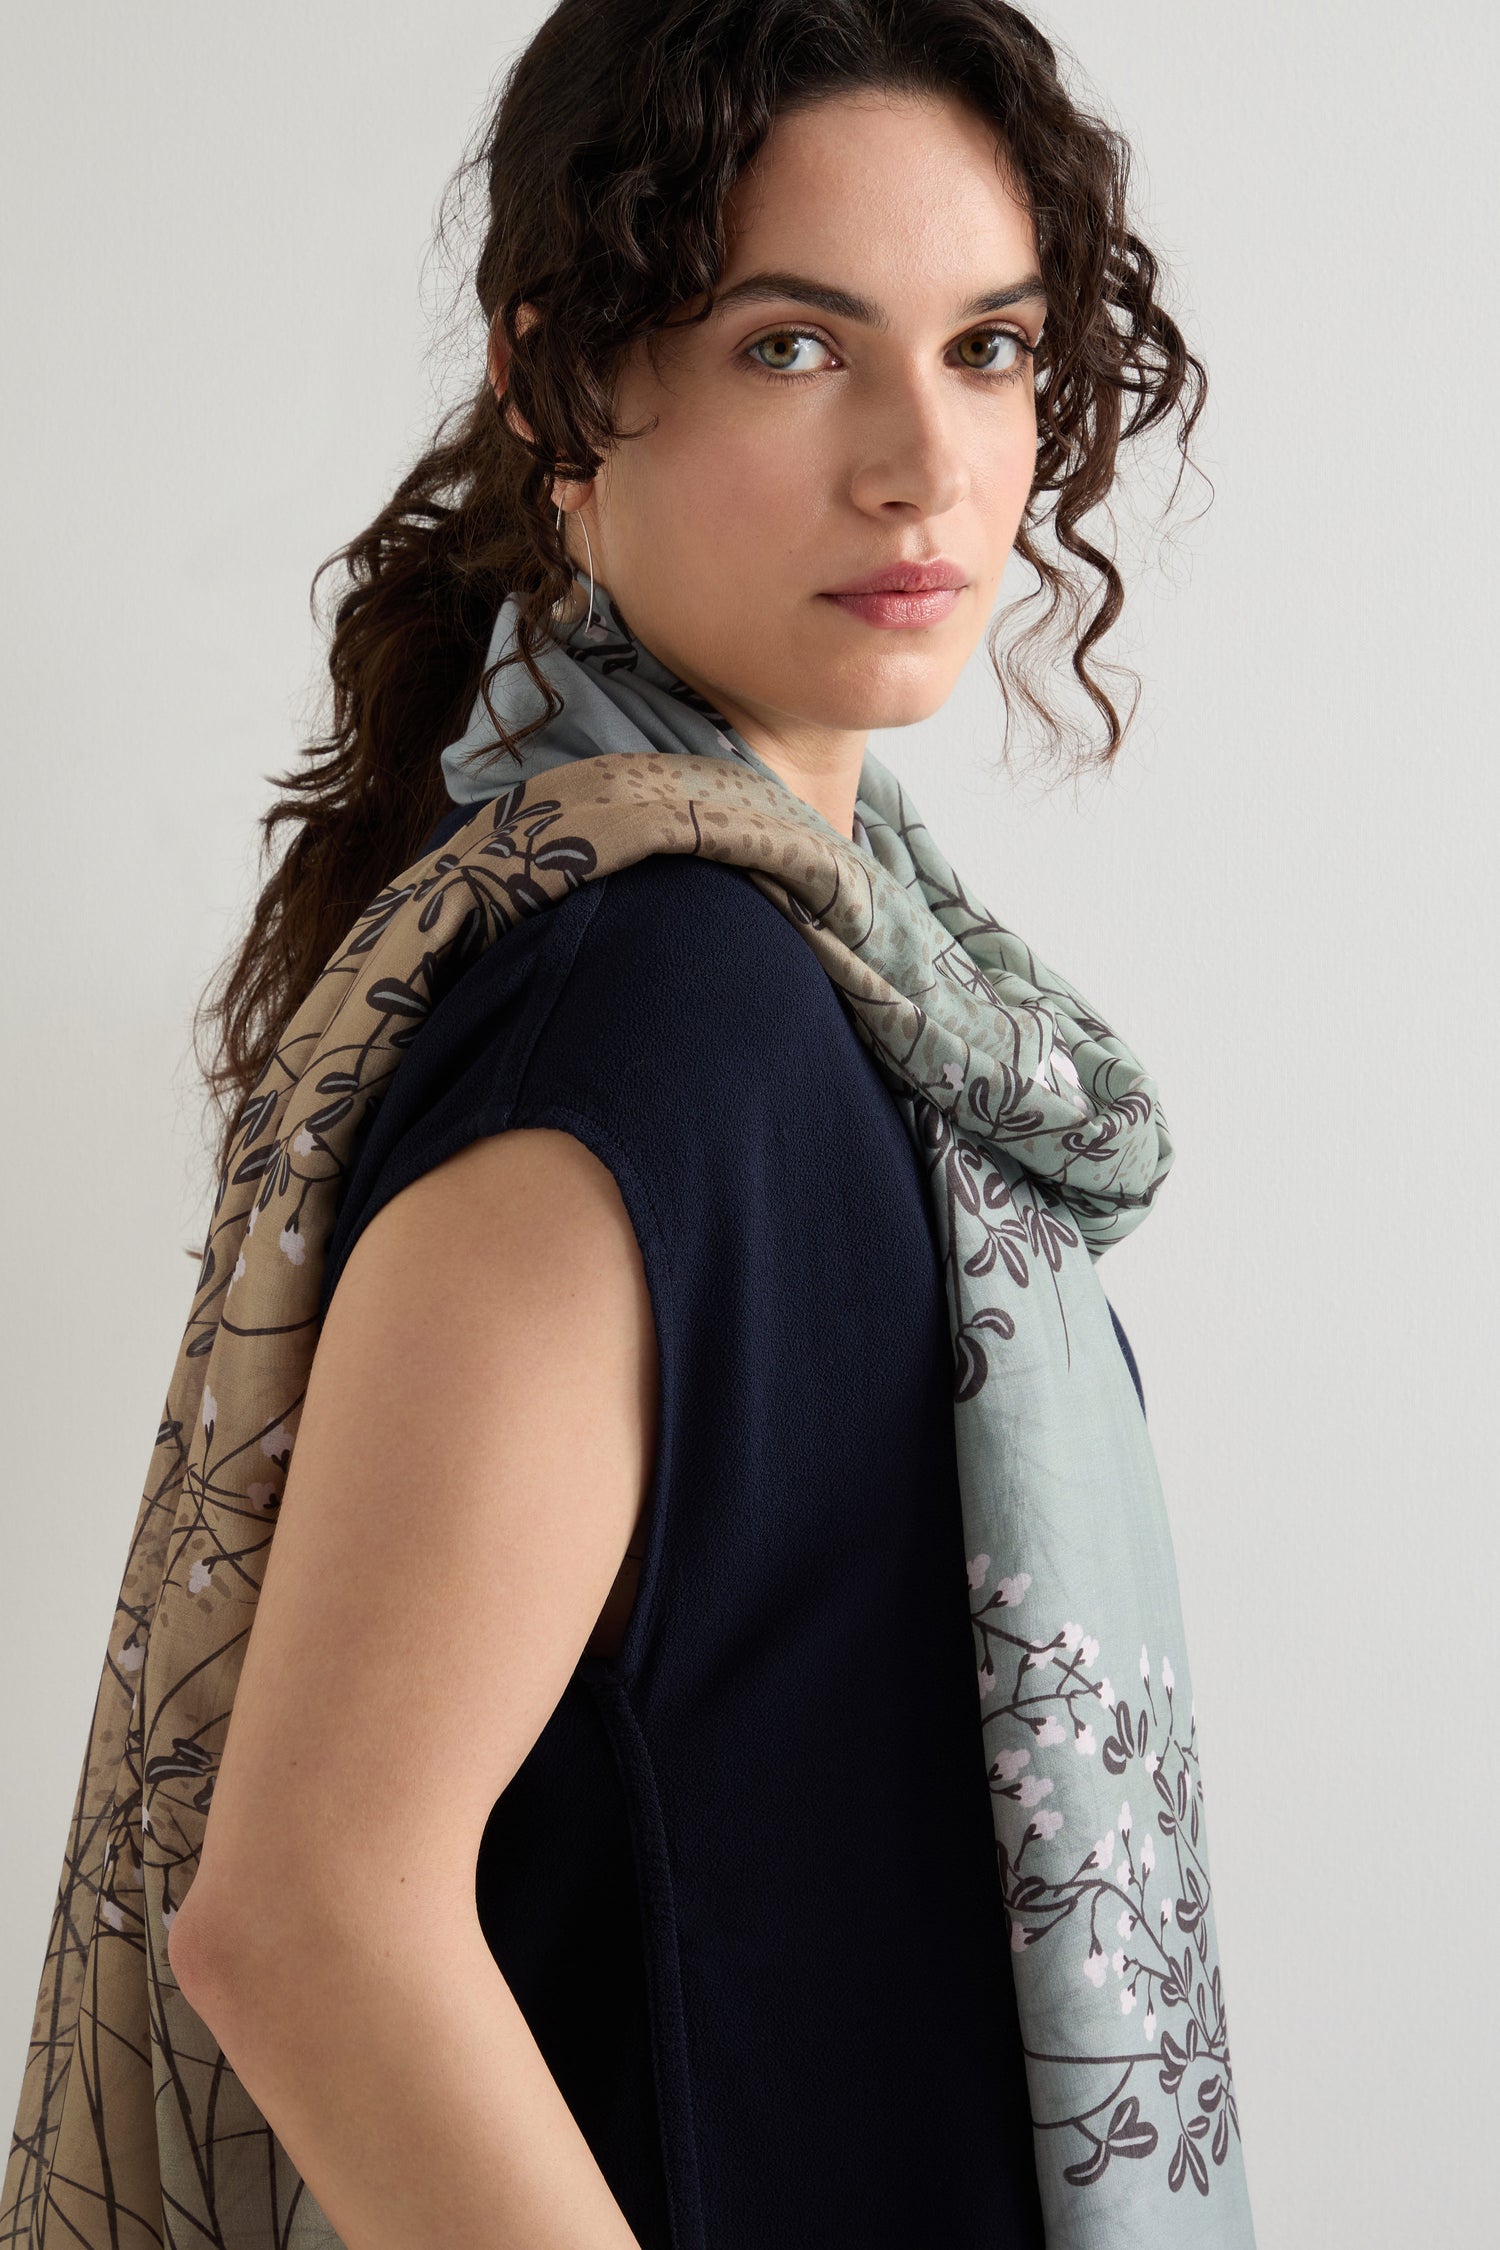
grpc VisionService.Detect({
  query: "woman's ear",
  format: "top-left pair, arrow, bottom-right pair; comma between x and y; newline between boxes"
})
487,302 -> 538,446
488,301 -> 593,520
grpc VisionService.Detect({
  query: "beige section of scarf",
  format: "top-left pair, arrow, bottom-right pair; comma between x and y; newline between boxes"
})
0,752 -> 949,2249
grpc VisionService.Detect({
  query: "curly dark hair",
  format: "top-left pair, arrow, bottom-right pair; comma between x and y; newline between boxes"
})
194,0 -> 1206,1182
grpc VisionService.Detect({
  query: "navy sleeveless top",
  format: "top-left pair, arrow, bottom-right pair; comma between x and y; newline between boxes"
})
318,798 -> 1145,2250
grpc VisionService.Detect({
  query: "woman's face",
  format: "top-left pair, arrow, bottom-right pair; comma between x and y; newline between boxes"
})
564,87 -> 1046,818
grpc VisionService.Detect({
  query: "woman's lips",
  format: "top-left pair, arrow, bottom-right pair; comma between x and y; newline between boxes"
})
820,586 -> 964,628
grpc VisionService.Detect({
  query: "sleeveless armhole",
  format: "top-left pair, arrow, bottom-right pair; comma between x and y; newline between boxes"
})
316,871 -> 681,1679
496,1097 -> 680,1685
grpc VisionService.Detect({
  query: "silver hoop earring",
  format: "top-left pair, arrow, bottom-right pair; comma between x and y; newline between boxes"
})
555,500 -> 596,634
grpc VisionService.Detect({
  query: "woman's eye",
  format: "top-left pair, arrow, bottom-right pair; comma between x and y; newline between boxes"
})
955,328 -> 1031,378
746,328 -> 832,377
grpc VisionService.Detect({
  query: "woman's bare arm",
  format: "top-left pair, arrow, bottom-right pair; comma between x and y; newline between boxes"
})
166,1126 -> 659,2250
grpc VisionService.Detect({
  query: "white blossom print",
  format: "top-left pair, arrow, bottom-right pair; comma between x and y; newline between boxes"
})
969,1552 -> 1245,2209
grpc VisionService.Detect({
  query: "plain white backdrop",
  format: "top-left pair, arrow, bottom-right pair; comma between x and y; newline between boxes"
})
3,4 -> 1495,2242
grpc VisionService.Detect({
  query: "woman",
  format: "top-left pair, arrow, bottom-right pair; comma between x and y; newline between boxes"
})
4,5 -> 1255,2249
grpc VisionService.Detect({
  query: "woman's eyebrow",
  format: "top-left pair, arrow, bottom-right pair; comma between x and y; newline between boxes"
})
707,268 -> 1048,327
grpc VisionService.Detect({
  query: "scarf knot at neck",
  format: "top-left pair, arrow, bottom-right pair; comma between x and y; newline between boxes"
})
441,582 -> 1173,1253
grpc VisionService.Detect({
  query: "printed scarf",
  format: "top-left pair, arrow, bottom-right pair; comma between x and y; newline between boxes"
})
3,577 -> 1255,2249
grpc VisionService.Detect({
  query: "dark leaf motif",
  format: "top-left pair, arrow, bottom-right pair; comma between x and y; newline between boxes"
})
485,781 -> 528,828
366,975 -> 430,1020
1175,1868 -> 1208,1936
237,1089 -> 279,1148
534,833 -> 598,884
953,1330 -> 988,1405
1167,2130 -> 1210,2197
1063,2138 -> 1111,2190
1212,2106 -> 1230,2165
1158,2031 -> 1189,2094
954,1305 -> 1018,1398
1103,1702 -> 1135,1777
345,921 -> 388,957
985,1059 -> 1031,1117
314,1070 -> 361,1095
186,1329 -> 217,1359
231,1144 -> 279,1186
1136,1706 -> 1150,1757
451,901 -> 488,966
1102,2096 -> 1158,2160
348,884 -> 418,953
304,1095 -> 354,1135
917,1099 -> 948,1154
998,1230 -> 1032,1288
1027,1201 -> 1081,1274
1062,2096 -> 1158,2188
144,1735 -> 213,1790
504,871 -> 555,918
970,1075 -> 995,1126
950,1145 -> 984,1217
1191,1794 -> 1200,1847
1063,1112 -> 1122,1164
1198,2075 -> 1224,2112
980,1164 -> 1011,1210
416,888 -> 447,932
358,879 -> 417,917
963,1234 -> 999,1278
1176,1769 -> 1189,1818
